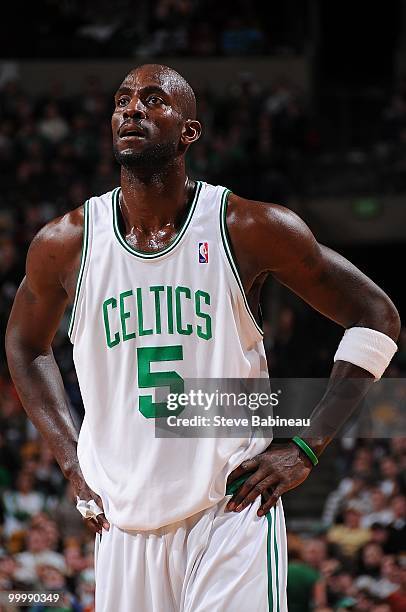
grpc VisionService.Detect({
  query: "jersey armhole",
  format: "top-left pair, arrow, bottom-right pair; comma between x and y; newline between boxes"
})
219,189 -> 264,337
68,200 -> 91,343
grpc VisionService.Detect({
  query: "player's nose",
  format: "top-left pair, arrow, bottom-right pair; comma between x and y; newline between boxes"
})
123,96 -> 146,121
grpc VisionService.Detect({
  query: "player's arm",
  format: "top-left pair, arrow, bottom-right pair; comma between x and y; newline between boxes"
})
226,196 -> 400,516
5,210 -> 109,533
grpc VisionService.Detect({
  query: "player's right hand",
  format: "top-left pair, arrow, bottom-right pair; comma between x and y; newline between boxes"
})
70,470 -> 110,534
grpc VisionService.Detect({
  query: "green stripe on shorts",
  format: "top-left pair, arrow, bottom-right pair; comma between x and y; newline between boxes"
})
225,474 -> 250,497
266,507 -> 280,612
226,473 -> 278,611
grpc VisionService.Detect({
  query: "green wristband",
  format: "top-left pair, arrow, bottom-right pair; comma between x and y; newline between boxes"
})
291,436 -> 319,466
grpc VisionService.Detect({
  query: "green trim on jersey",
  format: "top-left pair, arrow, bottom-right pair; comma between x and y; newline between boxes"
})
219,189 -> 264,336
112,182 -> 202,259
68,200 -> 90,339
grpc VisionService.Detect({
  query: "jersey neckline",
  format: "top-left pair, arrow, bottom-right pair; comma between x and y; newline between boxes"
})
111,181 -> 203,260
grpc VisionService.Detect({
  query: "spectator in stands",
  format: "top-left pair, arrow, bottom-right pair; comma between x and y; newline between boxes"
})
327,502 -> 371,560
385,494 -> 406,554
386,564 -> 406,612
356,541 -> 384,578
2,471 -> 45,537
38,103 -> 69,145
77,568 -> 96,612
369,522 -> 391,551
322,473 -> 371,527
361,487 -> 394,528
379,455 -> 400,497
31,560 -> 82,611
353,543 -> 392,598
14,523 -> 63,585
323,568 -> 356,609
0,551 -> 18,590
64,543 -> 88,578
287,538 -> 327,612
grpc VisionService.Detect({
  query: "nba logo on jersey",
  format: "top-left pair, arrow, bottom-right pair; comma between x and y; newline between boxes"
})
199,242 -> 209,263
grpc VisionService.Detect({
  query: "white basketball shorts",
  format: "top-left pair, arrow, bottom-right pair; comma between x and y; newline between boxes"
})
94,495 -> 287,612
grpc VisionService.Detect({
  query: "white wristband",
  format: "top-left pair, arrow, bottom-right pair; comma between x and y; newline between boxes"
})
334,327 -> 397,380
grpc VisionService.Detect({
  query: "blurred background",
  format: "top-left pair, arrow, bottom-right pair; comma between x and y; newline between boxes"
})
0,1 -> 405,610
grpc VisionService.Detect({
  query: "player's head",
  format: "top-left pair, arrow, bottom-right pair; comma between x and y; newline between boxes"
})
112,64 -> 201,170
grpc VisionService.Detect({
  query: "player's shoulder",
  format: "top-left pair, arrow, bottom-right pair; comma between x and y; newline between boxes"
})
30,187 -> 115,249
30,205 -> 84,258
225,192 -> 319,270
23,205 -> 86,291
227,192 -> 310,244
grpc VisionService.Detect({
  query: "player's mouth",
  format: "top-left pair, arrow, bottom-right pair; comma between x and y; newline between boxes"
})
119,124 -> 146,139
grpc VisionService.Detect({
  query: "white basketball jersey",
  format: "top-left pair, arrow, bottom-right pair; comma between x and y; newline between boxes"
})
69,181 -> 271,530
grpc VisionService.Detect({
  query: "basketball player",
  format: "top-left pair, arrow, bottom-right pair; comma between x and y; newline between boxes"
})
6,65 -> 400,611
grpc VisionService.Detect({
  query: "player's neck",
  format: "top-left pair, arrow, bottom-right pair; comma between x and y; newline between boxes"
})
119,163 -> 191,232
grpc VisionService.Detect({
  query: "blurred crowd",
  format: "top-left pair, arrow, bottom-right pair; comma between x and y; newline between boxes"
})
268,303 -> 406,609
0,73 -> 406,610
1,1 -> 306,59
311,74 -> 406,199
287,440 -> 406,612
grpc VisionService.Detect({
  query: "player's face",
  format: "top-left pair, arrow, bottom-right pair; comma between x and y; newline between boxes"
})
112,68 -> 184,168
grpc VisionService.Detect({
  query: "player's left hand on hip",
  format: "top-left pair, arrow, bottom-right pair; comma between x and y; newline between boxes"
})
225,441 -> 313,517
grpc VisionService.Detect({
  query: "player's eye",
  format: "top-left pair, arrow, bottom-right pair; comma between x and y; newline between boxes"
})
117,97 -> 130,107
147,95 -> 164,105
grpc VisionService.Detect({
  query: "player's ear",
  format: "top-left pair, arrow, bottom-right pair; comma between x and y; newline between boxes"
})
181,120 -> 202,146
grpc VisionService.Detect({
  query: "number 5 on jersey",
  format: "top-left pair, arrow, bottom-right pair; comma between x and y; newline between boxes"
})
137,345 -> 184,418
